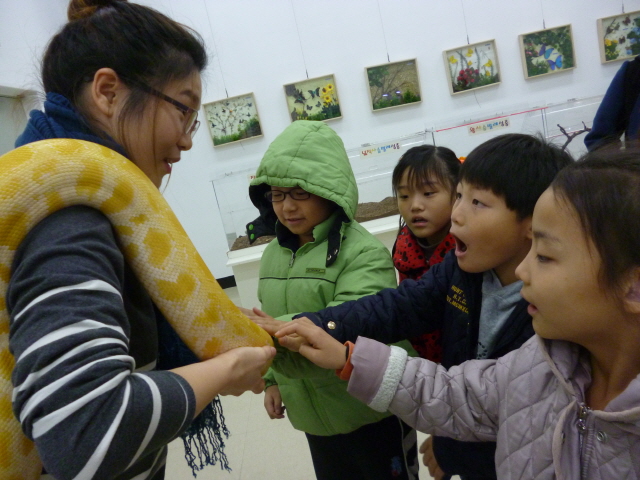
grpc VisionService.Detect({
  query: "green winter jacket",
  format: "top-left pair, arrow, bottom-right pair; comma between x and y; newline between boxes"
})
249,121 -> 407,436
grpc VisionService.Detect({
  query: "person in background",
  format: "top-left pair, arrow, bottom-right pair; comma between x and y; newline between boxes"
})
242,120 -> 419,480
584,54 -> 640,150
9,1 -> 274,479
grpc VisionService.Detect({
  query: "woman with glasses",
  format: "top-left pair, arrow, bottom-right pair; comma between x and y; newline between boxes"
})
243,120 -> 419,480
9,1 -> 274,479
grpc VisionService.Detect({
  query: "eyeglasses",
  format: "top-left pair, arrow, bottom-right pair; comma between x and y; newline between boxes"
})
133,81 -> 200,139
265,189 -> 311,203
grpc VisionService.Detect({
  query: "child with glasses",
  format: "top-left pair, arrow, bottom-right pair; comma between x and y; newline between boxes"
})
242,120 -> 419,480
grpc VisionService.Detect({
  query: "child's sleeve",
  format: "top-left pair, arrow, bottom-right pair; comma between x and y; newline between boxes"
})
347,336 -> 501,442
297,252 -> 455,345
325,244 -> 397,306
263,367 -> 278,389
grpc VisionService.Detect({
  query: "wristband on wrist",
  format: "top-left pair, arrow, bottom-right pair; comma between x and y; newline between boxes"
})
336,341 -> 355,380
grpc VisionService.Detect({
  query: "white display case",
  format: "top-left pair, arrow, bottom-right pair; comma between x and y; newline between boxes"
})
430,95 -> 602,159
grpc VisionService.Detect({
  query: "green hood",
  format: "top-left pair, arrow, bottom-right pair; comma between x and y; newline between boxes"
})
249,121 -> 358,220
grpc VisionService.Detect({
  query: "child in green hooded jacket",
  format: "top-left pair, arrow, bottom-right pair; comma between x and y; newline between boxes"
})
243,121 -> 418,480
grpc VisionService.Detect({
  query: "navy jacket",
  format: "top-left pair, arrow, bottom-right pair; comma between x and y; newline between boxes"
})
298,250 -> 534,478
584,55 -> 640,151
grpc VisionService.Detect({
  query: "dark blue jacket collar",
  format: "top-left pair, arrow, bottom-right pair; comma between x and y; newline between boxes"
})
15,92 -> 126,157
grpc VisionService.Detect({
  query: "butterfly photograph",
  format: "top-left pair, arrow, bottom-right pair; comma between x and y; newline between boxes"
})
203,92 -> 263,147
283,74 -> 341,122
597,10 -> 640,63
519,25 -> 576,79
443,40 -> 500,95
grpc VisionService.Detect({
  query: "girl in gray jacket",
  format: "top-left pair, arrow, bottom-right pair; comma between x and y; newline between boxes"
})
272,147 -> 640,479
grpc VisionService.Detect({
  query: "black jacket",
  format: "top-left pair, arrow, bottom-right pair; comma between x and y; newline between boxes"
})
297,250 -> 534,479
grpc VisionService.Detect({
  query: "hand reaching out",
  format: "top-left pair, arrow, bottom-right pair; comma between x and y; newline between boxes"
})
274,318 -> 347,370
239,307 -> 310,351
240,306 -> 285,336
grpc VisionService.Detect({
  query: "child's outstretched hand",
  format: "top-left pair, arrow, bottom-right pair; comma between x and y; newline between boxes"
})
240,306 -> 285,336
275,318 -> 346,370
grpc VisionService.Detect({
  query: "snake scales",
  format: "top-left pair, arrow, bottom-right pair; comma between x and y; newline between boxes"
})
0,138 -> 273,479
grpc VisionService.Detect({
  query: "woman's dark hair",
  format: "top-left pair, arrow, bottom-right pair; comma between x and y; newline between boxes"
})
391,145 -> 461,199
43,0 -> 207,148
552,147 -> 640,294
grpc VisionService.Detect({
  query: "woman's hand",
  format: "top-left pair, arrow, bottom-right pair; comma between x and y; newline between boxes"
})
274,318 -> 346,370
216,346 -> 276,396
171,345 -> 276,414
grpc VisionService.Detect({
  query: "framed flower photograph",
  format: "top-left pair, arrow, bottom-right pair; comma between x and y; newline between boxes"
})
203,93 -> 263,147
443,40 -> 500,95
283,74 -> 341,122
365,59 -> 422,111
519,25 -> 576,79
597,10 -> 640,63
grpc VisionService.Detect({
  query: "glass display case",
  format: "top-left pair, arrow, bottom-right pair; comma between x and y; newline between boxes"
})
211,131 -> 431,249
430,95 -> 602,159
212,94 -> 603,251
210,160 -> 263,249
521,95 -> 602,159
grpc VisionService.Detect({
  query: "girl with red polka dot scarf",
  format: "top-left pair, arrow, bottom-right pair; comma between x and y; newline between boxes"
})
391,146 -> 461,362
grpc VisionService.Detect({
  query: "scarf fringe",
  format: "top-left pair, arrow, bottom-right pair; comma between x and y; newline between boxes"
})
182,396 -> 231,477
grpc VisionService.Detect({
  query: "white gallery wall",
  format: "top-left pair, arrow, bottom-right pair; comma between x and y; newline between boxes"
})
0,0 -> 637,278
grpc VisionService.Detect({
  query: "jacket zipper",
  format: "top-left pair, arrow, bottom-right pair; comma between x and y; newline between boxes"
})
288,251 -> 296,268
577,403 -> 590,479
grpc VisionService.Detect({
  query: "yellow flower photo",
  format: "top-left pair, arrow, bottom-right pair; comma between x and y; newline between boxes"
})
597,10 -> 640,63
443,39 -> 500,94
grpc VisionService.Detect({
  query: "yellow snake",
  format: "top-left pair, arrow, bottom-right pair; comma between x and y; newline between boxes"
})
0,138 -> 273,479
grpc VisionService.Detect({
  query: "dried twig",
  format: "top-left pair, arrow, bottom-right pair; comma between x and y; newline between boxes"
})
557,122 -> 592,151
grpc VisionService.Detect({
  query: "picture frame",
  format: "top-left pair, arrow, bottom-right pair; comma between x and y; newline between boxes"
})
518,25 -> 576,79
365,59 -> 422,111
283,74 -> 341,122
597,10 -> 640,63
203,93 -> 263,147
443,40 -> 500,95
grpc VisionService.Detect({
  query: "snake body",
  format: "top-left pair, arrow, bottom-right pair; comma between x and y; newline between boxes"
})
0,139 -> 272,479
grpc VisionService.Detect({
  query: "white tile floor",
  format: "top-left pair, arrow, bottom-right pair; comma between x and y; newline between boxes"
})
164,287 -> 457,480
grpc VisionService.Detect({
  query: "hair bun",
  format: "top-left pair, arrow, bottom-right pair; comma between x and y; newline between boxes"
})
67,0 -> 127,21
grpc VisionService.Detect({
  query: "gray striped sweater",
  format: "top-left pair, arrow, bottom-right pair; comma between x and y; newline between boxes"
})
8,206 -> 196,480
